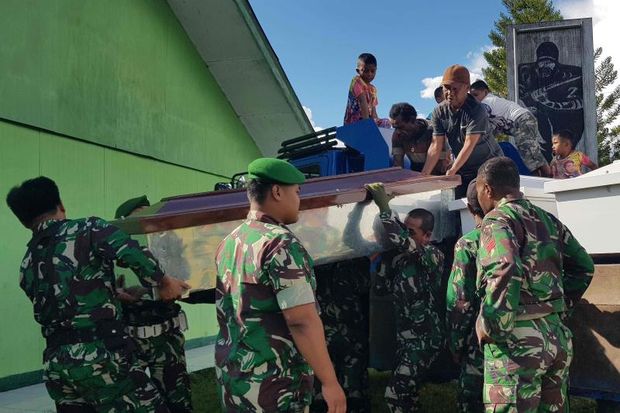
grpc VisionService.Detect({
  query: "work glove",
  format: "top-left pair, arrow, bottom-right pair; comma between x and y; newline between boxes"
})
365,182 -> 394,214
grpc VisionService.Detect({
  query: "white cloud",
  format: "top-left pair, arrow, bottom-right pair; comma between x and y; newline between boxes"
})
558,0 -> 620,131
467,45 -> 497,79
420,76 -> 443,99
302,105 -> 323,131
557,0 -> 593,18
557,0 -> 620,92
419,45 -> 495,99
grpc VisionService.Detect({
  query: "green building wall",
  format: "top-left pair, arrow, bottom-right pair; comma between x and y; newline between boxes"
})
0,0 -> 263,390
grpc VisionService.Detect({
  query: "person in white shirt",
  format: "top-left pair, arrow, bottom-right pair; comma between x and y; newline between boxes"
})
470,80 -> 550,177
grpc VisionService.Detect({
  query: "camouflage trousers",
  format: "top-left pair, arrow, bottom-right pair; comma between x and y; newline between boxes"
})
133,330 -> 192,413
510,112 -> 548,173
457,341 -> 484,413
43,338 -> 169,412
311,321 -> 370,413
216,358 -> 313,413
311,260 -> 370,413
385,335 -> 442,413
483,314 -> 573,413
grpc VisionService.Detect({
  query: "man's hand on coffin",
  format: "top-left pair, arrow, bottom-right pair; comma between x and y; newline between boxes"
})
158,275 -> 191,301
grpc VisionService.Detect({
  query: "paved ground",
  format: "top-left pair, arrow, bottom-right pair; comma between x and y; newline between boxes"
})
0,345 -> 214,413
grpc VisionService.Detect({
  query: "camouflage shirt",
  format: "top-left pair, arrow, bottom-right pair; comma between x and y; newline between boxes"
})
215,211 -> 316,379
446,228 -> 480,355
477,195 -> 594,343
20,218 -> 164,337
374,210 -> 445,338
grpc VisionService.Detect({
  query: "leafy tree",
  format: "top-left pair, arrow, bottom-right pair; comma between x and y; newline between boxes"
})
483,0 -> 562,97
595,47 -> 620,165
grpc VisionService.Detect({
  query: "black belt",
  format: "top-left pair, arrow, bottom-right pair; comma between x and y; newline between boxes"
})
125,311 -> 188,339
45,321 -> 126,348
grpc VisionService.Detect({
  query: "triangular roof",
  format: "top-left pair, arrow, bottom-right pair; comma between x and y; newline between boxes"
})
167,0 -> 313,156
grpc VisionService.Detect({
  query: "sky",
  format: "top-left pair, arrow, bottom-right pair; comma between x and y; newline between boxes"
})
250,0 -> 620,131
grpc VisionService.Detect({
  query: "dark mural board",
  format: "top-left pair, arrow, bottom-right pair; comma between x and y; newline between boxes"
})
507,19 -> 597,162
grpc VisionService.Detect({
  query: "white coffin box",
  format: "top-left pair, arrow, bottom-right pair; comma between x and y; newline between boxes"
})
544,161 -> 620,255
449,175 -> 557,234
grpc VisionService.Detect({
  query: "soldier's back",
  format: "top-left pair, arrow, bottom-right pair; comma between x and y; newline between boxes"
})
21,217 -> 171,412
478,195 -> 594,412
21,217 -> 124,336
390,244 -> 444,340
485,197 -> 569,311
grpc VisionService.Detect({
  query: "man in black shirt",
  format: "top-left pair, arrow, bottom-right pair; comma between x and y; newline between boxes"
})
422,65 -> 503,198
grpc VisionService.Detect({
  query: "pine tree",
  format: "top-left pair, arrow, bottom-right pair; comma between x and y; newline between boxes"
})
595,47 -> 620,165
483,0 -> 562,97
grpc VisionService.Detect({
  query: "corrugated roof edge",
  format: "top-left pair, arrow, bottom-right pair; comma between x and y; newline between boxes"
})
166,0 -> 313,155
233,0 -> 313,134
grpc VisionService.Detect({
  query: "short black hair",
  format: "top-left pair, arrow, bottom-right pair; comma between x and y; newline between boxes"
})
389,102 -> 417,122
434,86 -> 444,99
247,179 -> 273,204
6,176 -> 61,228
358,53 -> 377,66
406,208 -> 435,233
470,80 -> 490,91
477,157 -> 520,197
554,129 -> 575,149
466,179 -> 484,218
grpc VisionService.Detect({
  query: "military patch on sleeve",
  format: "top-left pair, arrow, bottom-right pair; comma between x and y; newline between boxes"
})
485,238 -> 496,254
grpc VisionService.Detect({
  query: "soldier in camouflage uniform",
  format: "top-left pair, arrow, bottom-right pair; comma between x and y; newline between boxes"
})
311,257 -> 371,413
311,202 -> 372,413
215,158 -> 346,413
470,80 -> 550,176
475,157 -> 594,412
366,183 -> 445,413
6,176 -> 189,412
115,196 -> 192,413
446,180 -> 485,413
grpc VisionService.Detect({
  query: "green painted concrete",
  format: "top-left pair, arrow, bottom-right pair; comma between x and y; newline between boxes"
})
0,0 -> 260,175
0,121 -> 245,386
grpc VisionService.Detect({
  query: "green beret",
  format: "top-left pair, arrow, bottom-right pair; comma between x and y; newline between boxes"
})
247,158 -> 305,185
115,195 -> 150,219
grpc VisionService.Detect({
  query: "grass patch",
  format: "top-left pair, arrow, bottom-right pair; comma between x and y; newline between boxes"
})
191,368 -> 597,412
190,368 -> 220,412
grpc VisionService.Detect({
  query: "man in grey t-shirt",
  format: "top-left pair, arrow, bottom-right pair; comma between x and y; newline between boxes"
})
422,65 -> 503,198
470,80 -> 550,176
